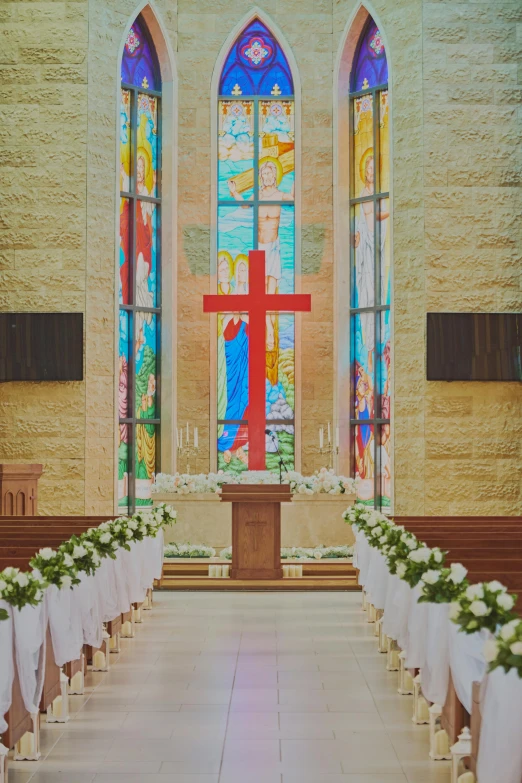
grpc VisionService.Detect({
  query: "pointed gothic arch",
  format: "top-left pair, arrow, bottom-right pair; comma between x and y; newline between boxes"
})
209,11 -> 302,473
334,7 -> 392,510
116,4 -> 177,512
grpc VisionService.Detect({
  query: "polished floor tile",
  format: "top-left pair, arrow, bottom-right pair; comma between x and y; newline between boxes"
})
8,592 -> 449,782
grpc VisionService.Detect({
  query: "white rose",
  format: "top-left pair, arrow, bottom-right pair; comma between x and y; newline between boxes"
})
125,529 -> 133,539
433,550 -> 444,564
15,572 -> 29,587
113,524 -> 121,533
400,533 -> 410,543
371,526 -> 382,537
466,584 -> 484,600
500,620 -> 520,641
63,554 -> 74,567
72,545 -> 87,559
379,535 -> 387,544
406,538 -> 418,550
423,569 -> 441,585
0,579 -> 7,592
449,563 -> 468,584
469,600 -> 490,617
92,552 -> 100,565
83,541 -> 94,549
127,519 -> 138,530
396,562 -> 407,578
314,551 -> 322,560
483,639 -> 499,663
449,602 -> 461,620
510,642 -> 522,656
39,548 -> 55,561
488,580 -> 506,594
409,548 -> 431,563
99,522 -> 110,532
60,575 -> 73,589
34,589 -> 43,602
497,593 -> 515,611
3,567 -> 17,578
111,541 -> 119,550
100,533 -> 111,544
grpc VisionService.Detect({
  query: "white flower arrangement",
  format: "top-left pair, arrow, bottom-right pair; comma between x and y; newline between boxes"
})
153,469 -> 358,497
418,563 -> 469,605
164,543 -> 216,559
0,567 -> 46,611
30,548 -> 81,589
485,619 -> 522,677
450,581 -> 517,634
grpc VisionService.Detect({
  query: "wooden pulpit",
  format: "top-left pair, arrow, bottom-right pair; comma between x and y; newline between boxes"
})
220,484 -> 291,579
0,464 -> 43,516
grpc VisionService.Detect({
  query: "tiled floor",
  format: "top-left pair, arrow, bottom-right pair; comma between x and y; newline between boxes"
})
9,592 -> 451,782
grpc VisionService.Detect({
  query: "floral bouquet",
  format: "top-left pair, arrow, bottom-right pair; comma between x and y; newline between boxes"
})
395,545 -> 446,588
83,523 -> 120,560
0,567 -> 46,611
449,581 -> 516,633
418,562 -> 469,603
30,547 -> 80,589
484,619 -> 522,676
58,536 -> 102,576
153,503 -> 177,527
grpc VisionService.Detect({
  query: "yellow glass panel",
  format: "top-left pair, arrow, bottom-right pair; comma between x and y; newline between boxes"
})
379,90 -> 389,193
353,93 -> 374,199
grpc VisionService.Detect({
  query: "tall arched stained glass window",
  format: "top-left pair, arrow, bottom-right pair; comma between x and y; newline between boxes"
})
216,19 -> 296,474
118,14 -> 161,511
349,19 -> 391,509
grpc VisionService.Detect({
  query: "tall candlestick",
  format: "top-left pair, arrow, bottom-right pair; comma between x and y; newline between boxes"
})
194,427 -> 199,448
319,427 -> 324,449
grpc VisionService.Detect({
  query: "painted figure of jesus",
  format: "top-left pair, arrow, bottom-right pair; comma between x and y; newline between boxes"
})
229,160 -> 294,350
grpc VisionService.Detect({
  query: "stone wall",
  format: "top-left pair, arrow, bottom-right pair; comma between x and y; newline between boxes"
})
0,0 -> 520,515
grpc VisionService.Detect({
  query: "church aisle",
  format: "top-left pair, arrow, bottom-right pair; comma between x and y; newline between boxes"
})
10,593 -> 451,783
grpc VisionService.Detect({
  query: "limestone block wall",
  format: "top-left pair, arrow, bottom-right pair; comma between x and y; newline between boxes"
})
0,0 -> 519,515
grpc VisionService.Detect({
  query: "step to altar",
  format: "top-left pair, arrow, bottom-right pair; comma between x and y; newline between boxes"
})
157,558 -> 360,591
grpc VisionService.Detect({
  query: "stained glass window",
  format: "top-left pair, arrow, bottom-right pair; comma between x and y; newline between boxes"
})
217,19 -> 295,474
350,18 -> 391,509
118,15 -> 161,511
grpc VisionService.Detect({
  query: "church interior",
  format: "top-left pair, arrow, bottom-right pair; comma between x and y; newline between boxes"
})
0,0 -> 521,780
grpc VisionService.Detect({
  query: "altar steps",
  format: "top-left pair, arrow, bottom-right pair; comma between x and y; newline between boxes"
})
158,559 -> 361,591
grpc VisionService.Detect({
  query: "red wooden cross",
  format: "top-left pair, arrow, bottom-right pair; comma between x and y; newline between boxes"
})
204,250 -> 311,470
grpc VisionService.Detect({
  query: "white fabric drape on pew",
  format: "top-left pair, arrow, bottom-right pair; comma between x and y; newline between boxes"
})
477,667 -> 522,783
13,603 -> 47,715
0,601 -> 14,735
447,623 -> 488,714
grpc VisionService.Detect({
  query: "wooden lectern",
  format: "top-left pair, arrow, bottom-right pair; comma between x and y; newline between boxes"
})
220,484 -> 292,580
0,464 -> 43,516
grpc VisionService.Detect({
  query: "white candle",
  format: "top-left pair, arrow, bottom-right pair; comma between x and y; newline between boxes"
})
327,422 -> 331,444
335,427 -> 339,448
180,429 -> 183,449
319,427 -> 324,449
194,427 -> 198,448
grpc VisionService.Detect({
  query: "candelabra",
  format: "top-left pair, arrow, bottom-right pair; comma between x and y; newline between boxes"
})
318,423 -> 339,471
177,425 -> 199,475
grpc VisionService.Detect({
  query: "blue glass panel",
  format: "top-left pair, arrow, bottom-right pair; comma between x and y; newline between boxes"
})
352,20 -> 388,91
121,16 -> 160,90
135,312 -> 157,419
219,19 -> 293,96
353,313 -> 375,420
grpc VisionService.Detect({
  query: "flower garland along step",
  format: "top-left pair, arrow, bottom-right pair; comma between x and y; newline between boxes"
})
218,545 -> 353,561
